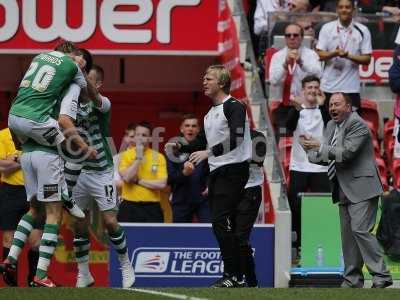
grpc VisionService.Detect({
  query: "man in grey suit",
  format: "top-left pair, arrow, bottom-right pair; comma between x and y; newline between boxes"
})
300,92 -> 392,288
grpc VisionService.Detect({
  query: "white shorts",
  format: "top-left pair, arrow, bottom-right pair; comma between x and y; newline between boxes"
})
73,170 -> 117,211
21,151 -> 69,202
8,114 -> 65,147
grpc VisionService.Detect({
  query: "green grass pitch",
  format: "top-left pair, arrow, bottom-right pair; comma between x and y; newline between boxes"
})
0,288 -> 398,300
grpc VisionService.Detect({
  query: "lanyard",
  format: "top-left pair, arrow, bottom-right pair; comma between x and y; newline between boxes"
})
287,61 -> 297,75
337,25 -> 352,51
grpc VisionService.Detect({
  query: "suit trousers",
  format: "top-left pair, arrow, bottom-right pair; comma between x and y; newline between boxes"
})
338,188 -> 391,287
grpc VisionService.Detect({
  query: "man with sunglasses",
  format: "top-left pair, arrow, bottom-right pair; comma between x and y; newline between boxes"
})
316,0 -> 372,112
269,23 -> 321,139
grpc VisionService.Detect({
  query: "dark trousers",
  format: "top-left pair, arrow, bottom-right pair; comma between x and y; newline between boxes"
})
117,201 -> 164,223
288,170 -> 331,249
172,199 -> 211,223
272,104 -> 292,142
236,185 -> 262,286
208,162 -> 249,277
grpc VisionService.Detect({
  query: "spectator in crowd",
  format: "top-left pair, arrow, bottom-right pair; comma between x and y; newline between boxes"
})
254,0 -> 310,56
254,0 -> 289,37
285,75 -> 330,256
269,23 -> 321,138
237,129 -> 267,287
0,127 -> 44,286
388,27 -> 400,158
356,0 -> 381,13
316,0 -> 372,111
301,92 -> 392,288
288,0 -> 310,12
309,0 -> 337,11
382,0 -> 400,16
296,17 -> 315,39
166,114 -> 210,223
118,122 -> 167,223
114,124 -> 136,195
166,65 -> 252,288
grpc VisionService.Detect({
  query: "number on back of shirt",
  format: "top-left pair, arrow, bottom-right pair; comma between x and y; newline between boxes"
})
19,62 -> 56,92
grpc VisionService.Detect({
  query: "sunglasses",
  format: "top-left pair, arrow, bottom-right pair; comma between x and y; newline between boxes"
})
285,33 -> 300,38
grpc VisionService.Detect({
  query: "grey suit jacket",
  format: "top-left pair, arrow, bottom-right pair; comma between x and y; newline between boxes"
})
308,112 -> 383,203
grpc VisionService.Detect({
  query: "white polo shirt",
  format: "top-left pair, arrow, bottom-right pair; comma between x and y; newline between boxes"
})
317,20 -> 372,93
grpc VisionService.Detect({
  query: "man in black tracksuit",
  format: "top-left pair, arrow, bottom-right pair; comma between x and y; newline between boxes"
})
166,65 -> 252,287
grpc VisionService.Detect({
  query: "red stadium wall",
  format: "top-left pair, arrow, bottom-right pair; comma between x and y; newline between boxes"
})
102,91 -> 212,151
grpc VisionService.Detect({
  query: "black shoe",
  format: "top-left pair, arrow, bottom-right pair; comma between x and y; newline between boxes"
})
1,262 -> 17,286
210,276 -> 242,288
246,280 -> 258,288
371,280 -> 393,288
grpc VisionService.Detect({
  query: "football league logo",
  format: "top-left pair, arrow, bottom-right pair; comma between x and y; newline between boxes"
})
135,252 -> 170,273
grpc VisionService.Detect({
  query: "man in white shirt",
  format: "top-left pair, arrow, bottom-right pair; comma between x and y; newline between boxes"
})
316,0 -> 372,111
254,0 -> 310,36
285,75 -> 330,254
269,23 -> 321,138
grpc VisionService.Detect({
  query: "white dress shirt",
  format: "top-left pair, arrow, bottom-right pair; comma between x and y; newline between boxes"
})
269,46 -> 322,100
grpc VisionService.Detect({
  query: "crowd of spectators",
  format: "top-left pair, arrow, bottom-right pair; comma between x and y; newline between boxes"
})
248,0 -> 400,264
249,0 -> 400,61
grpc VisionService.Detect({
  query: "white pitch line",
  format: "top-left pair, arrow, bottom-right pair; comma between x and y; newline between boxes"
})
123,287 -> 210,300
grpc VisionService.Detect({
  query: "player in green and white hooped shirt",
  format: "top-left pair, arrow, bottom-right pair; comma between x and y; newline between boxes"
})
1,42 -> 96,288
65,65 -> 135,288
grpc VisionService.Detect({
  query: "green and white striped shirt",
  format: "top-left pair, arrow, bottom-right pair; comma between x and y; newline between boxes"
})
64,96 -> 113,192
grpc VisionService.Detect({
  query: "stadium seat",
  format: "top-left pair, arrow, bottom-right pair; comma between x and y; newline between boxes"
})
384,119 -> 395,136
392,159 -> 400,189
278,136 -> 293,148
361,99 -> 379,133
282,157 -> 290,184
268,100 -> 281,117
376,157 -> 388,191
364,120 -> 377,138
384,119 -> 395,149
385,138 -> 395,167
373,138 -> 381,158
279,136 -> 293,163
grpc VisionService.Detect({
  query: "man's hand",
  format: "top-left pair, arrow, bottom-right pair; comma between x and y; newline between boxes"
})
164,142 -> 180,154
73,55 -> 87,70
289,95 -> 303,111
285,49 -> 300,68
336,47 -> 348,58
182,161 -> 195,176
189,150 -> 209,165
299,135 -> 321,151
6,154 -> 19,164
85,146 -> 98,160
316,89 -> 326,106
136,143 -> 144,161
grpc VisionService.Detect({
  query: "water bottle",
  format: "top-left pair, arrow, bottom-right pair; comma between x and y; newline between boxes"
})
339,251 -> 344,270
315,244 -> 324,267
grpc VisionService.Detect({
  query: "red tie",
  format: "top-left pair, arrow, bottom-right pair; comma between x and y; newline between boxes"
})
282,60 -> 294,106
